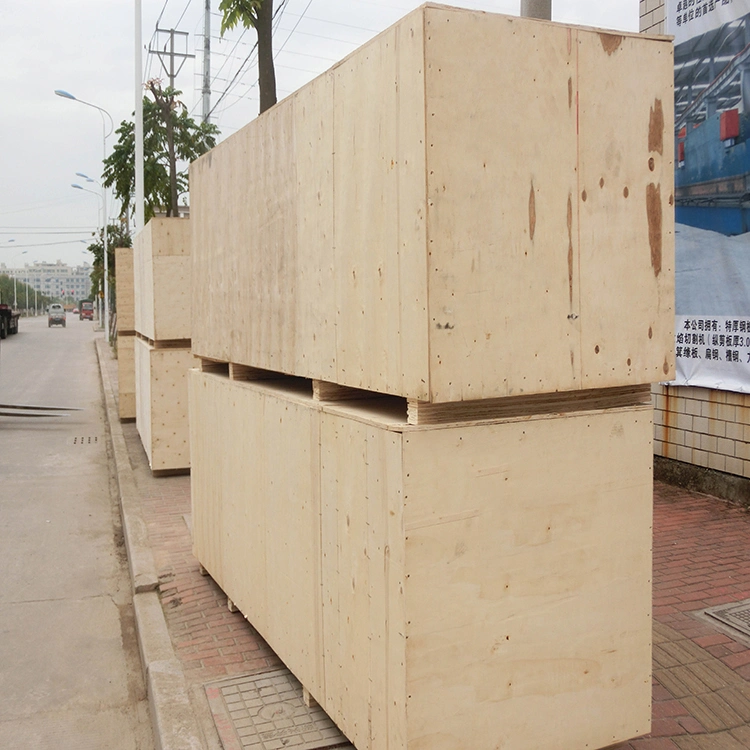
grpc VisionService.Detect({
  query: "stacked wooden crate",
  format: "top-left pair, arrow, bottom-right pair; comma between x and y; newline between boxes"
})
133,217 -> 195,473
189,6 -> 674,750
115,246 -> 136,420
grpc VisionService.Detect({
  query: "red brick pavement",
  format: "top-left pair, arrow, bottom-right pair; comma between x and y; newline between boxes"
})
123,409 -> 750,749
610,482 -> 750,750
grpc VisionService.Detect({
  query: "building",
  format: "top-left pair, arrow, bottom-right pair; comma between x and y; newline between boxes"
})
0,260 -> 93,303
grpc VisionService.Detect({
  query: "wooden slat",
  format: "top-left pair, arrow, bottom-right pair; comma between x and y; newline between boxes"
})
229,362 -> 278,381
407,384 -> 652,425
200,359 -> 228,375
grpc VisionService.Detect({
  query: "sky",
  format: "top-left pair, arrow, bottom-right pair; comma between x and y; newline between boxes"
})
0,0 -> 639,270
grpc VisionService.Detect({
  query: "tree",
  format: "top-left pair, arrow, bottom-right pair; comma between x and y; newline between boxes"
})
86,222 -> 132,306
219,0 -> 277,114
103,82 -> 219,223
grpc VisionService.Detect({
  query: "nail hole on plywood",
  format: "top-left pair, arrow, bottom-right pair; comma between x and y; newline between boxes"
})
623,186 -> 629,198
595,345 -> 600,354
649,157 -> 655,171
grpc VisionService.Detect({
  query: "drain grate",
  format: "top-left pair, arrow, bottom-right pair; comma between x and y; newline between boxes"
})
72,436 -> 99,446
705,598 -> 750,638
205,668 -> 352,750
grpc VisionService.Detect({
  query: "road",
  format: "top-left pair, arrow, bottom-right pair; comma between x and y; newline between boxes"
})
0,313 -> 153,749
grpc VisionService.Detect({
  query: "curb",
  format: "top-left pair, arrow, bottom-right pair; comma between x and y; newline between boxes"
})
96,339 -> 206,750
97,339 -> 159,593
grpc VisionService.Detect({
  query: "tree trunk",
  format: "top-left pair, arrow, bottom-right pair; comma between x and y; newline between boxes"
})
256,0 -> 277,114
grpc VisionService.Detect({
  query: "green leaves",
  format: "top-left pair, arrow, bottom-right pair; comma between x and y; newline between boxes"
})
218,0 -> 263,34
102,83 -> 219,223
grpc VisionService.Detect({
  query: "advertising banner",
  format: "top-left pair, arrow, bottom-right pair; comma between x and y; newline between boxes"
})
666,0 -> 747,45
666,1 -> 750,392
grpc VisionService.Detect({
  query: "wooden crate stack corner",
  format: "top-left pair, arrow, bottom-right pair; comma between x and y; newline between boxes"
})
115,246 -> 136,421
133,217 -> 195,472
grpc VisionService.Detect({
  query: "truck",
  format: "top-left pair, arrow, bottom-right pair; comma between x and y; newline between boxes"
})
79,300 -> 94,321
0,304 -> 20,339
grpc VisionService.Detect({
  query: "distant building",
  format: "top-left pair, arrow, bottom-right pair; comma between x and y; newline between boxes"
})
0,260 -> 93,302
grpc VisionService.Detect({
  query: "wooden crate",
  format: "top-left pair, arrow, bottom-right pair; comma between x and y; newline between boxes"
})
115,246 -> 135,334
134,217 -> 191,342
190,369 -> 653,750
135,337 -> 196,471
190,6 -> 674,403
117,333 -> 136,420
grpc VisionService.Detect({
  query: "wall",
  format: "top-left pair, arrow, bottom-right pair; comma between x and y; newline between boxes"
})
653,384 -> 750,477
640,0 -> 666,34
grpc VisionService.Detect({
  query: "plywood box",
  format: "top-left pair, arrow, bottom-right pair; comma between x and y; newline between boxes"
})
134,218 -> 191,342
115,246 -> 135,333
135,337 -> 196,471
117,333 -> 136,420
190,369 -> 653,750
190,5 -> 674,403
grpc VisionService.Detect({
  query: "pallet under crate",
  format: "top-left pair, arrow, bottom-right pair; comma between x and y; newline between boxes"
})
189,368 -> 653,750
135,337 -> 196,472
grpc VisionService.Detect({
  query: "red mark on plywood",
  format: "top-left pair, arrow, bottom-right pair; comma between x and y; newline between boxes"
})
567,193 -> 574,306
599,33 -> 623,55
647,183 -> 663,276
649,99 -> 664,155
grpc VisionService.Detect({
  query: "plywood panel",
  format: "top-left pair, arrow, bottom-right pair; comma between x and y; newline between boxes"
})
319,413 -> 370,748
294,71 -> 337,381
115,247 -> 135,333
424,9 -> 580,401
134,337 -> 196,471
189,372 -> 325,698
134,217 -> 192,341
117,333 -> 136,420
332,13 -> 429,399
576,29 -> 675,387
401,406 -> 653,750
188,369 -> 224,583
134,337 -> 153,466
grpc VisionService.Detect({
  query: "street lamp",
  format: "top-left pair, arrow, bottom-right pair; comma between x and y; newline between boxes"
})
55,89 -> 114,342
72,184 -> 104,326
11,250 -> 28,310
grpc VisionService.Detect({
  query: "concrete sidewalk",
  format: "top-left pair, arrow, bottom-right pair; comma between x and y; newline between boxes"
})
97,342 -> 750,750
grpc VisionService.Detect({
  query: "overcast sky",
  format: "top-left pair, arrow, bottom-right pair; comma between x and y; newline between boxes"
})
0,0 -> 639,269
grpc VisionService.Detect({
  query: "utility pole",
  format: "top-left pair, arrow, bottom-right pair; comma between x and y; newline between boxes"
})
135,0 -> 144,233
202,0 -> 211,123
150,28 -> 195,89
521,0 -> 551,20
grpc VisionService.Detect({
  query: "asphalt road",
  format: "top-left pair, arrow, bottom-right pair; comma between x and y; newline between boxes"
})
0,314 -> 154,749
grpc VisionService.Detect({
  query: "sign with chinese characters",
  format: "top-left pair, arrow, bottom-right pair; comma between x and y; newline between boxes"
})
666,0 -> 747,45
673,315 -> 750,392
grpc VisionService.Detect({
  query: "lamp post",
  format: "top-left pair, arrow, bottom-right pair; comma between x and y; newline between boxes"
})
55,89 -> 114,342
11,250 -> 28,310
72,184 -> 104,327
